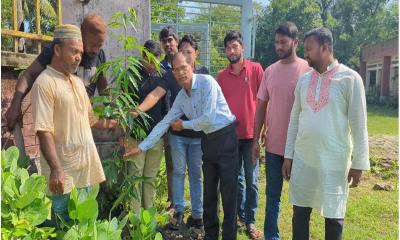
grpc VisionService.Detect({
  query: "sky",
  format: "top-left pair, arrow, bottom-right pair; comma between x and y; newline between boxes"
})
255,0 -> 269,6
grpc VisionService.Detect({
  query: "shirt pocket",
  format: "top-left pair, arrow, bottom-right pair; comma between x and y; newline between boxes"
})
58,144 -> 81,171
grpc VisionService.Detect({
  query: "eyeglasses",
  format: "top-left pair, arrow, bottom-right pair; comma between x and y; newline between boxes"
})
172,64 -> 190,74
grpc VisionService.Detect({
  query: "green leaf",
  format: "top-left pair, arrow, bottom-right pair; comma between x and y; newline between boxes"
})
67,188 -> 79,220
76,199 -> 98,221
63,226 -> 79,240
87,185 -> 99,200
109,190 -> 127,216
18,167 -> 29,184
20,198 -> 52,225
1,149 -> 6,169
5,146 -> 19,172
104,106 -> 114,118
77,188 -> 89,203
93,105 -> 105,118
3,174 -> 17,198
17,155 -> 30,169
110,217 -> 118,230
142,209 -> 151,224
91,96 -> 111,103
140,223 -> 148,235
118,214 -> 129,230
155,232 -> 163,240
15,192 -> 37,209
19,174 -> 46,198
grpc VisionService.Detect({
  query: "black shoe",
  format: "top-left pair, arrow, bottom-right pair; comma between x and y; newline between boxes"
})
186,215 -> 204,231
168,211 -> 184,231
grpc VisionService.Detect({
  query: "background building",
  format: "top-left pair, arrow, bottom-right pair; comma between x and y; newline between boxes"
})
360,37 -> 398,104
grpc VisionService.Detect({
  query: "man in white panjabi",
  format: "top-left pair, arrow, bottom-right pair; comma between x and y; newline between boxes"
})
282,27 -> 369,240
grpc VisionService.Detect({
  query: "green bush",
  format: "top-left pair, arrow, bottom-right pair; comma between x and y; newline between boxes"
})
61,186 -> 128,240
1,146 -> 55,240
127,208 -> 166,240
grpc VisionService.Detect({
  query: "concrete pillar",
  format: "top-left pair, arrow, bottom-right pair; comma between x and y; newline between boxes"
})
62,0 -> 150,61
360,61 -> 367,86
380,56 -> 391,103
241,0 -> 252,58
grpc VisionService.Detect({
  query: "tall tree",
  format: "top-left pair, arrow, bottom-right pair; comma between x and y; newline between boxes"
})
254,0 -> 398,69
255,0 -> 322,67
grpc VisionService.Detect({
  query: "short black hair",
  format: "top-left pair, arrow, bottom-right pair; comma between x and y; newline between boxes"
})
304,27 -> 333,52
178,34 -> 198,51
275,21 -> 298,39
224,31 -> 243,48
159,26 -> 178,41
143,40 -> 161,57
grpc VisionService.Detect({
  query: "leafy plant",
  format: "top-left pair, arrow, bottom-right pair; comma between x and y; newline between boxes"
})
97,147 -> 147,221
61,186 -> 128,240
153,160 -> 169,212
92,7 -> 164,220
1,146 -> 55,240
92,7 -> 160,140
127,207 -> 167,240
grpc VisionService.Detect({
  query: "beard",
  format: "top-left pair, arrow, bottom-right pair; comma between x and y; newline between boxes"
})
276,46 -> 293,60
69,64 -> 80,74
86,52 -> 97,58
227,54 -> 242,64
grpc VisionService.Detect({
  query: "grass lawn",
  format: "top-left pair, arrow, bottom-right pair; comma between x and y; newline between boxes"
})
367,104 -> 398,136
233,169 -> 398,240
178,104 -> 398,239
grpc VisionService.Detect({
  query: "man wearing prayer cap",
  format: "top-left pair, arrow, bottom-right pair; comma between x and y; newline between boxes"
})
31,24 -> 118,227
6,14 -> 109,130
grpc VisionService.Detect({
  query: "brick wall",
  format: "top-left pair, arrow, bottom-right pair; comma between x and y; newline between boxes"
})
1,67 -> 124,161
361,37 -> 398,62
1,67 -> 40,159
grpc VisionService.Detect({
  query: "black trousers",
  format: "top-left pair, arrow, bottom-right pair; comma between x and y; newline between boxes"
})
163,135 -> 174,204
292,205 -> 344,240
201,124 -> 239,240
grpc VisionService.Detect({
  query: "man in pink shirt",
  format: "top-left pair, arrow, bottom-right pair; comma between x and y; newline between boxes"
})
252,22 -> 310,240
218,31 -> 264,240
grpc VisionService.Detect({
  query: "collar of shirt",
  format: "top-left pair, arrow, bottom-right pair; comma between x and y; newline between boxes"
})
161,58 -> 172,70
327,59 -> 339,71
182,74 -> 199,98
47,65 -> 84,110
46,65 -> 71,80
314,59 -> 339,75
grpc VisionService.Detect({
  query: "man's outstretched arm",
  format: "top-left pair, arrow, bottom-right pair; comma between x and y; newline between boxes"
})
6,60 -> 45,130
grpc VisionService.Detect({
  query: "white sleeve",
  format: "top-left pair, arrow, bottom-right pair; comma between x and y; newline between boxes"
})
284,81 -> 301,159
348,73 -> 370,170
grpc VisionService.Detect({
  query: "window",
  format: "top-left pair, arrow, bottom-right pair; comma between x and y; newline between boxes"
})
369,70 -> 377,86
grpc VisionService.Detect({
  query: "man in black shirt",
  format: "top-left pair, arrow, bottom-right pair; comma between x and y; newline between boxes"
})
5,14 -> 108,130
125,40 -> 166,212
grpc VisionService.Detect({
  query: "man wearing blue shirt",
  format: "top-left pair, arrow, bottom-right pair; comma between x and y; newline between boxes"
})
124,52 -> 239,240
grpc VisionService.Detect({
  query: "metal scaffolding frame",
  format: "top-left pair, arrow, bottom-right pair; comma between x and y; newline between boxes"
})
150,0 -> 255,76
152,22 -> 210,70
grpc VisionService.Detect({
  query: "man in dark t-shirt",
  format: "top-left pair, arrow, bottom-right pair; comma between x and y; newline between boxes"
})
125,40 -> 166,213
5,14 -> 108,130
36,46 -> 107,97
